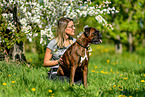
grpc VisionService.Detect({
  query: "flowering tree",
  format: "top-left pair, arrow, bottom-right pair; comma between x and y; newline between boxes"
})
0,0 -> 119,62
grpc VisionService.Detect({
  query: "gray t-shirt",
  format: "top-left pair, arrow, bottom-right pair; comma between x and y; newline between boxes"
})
47,37 -> 76,69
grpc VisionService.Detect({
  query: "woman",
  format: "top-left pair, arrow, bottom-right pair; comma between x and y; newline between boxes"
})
44,17 -> 82,83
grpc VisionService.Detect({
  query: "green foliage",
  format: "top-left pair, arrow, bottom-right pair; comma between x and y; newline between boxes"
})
96,0 -> 144,49
0,44 -> 145,96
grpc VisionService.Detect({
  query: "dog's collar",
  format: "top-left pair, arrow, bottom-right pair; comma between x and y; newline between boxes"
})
84,32 -> 88,38
76,41 -> 89,50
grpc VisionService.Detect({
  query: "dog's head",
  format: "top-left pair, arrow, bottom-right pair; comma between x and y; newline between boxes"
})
84,27 -> 102,44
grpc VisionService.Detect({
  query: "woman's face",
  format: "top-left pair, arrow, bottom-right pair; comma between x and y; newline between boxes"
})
65,21 -> 75,36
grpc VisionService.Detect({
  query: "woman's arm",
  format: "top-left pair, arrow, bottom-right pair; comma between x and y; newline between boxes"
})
43,48 -> 59,67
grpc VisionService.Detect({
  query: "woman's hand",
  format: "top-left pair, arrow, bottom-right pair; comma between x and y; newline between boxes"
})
58,56 -> 63,65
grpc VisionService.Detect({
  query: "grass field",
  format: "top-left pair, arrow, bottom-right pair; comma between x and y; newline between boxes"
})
0,44 -> 145,97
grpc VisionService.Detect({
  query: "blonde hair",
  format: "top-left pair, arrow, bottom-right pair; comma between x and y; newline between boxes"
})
55,17 -> 73,48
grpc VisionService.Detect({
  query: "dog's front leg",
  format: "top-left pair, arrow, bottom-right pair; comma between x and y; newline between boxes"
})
83,65 -> 88,88
70,66 -> 76,86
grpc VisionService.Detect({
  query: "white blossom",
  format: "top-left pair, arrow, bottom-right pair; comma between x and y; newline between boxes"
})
29,38 -> 32,42
115,10 -> 119,13
112,7 -> 115,10
1,0 -> 119,44
33,33 -> 38,37
20,18 -> 27,25
40,38 -> 43,44
2,13 -> 8,18
112,11 -> 115,14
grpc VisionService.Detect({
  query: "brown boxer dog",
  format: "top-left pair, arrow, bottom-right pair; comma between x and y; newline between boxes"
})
57,27 -> 102,88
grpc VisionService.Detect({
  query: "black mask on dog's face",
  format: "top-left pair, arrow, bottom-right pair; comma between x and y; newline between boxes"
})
84,27 -> 102,44
84,27 -> 91,37
91,30 -> 102,44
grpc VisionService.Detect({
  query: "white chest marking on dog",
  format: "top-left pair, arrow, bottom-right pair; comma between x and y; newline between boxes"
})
80,49 -> 88,65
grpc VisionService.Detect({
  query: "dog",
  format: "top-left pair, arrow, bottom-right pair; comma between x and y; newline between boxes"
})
57,27 -> 102,88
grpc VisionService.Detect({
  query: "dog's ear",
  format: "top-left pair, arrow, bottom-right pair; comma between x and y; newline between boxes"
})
84,27 -> 91,37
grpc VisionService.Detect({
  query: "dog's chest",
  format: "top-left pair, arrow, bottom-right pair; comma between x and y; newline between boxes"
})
79,49 -> 88,66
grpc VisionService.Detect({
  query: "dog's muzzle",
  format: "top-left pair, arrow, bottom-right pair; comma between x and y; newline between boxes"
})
92,39 -> 102,44
92,33 -> 102,44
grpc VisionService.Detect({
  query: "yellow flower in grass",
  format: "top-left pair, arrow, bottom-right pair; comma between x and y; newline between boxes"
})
123,77 -> 127,79
101,71 -> 104,74
12,81 -> 15,83
118,85 -> 122,89
110,69 -> 113,72
8,74 -> 11,76
119,95 -> 126,97
48,89 -> 52,93
31,88 -> 36,91
51,93 -> 54,95
109,89 -> 112,90
141,80 -> 145,82
29,59 -> 32,62
92,70 -> 95,73
3,83 -> 7,85
116,71 -> 119,74
96,46 -> 101,49
119,89 -> 122,91
116,61 -> 118,64
104,71 -> 108,74
113,85 -> 116,88
144,74 -> 145,76
111,63 -> 116,65
107,60 -> 110,63
25,89 -> 29,92
95,66 -> 98,69
139,61 -> 141,64
104,49 -> 108,52
129,96 -> 133,97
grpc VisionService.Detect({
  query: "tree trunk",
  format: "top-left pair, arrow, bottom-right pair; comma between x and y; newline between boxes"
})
128,32 -> 133,53
12,4 -> 28,63
0,4 -> 28,63
12,41 -> 27,62
0,34 -> 28,63
143,39 -> 145,47
114,35 -> 122,53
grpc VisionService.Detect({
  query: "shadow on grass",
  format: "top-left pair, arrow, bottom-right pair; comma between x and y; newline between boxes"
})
102,88 -> 145,96
121,89 -> 145,96
134,69 -> 145,75
136,48 -> 145,57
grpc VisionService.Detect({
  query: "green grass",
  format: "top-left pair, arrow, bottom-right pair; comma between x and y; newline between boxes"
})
0,44 -> 145,97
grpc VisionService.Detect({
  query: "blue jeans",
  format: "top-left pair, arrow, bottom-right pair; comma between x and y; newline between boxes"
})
48,68 -> 82,85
